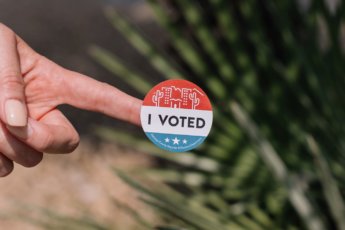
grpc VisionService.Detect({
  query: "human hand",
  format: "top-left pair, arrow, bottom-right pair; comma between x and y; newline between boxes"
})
0,23 -> 142,176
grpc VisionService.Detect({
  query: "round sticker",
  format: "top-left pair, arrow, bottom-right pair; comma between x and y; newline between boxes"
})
140,79 -> 213,152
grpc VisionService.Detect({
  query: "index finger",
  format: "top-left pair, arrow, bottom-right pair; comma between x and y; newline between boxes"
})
53,65 -> 142,126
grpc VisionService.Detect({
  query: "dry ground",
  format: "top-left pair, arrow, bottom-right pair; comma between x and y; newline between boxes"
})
0,140 -> 155,229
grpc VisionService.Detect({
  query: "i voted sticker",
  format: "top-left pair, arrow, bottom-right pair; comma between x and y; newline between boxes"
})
140,79 -> 213,152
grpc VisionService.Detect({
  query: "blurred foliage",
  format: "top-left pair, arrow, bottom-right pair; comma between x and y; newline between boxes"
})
91,0 -> 345,229
27,0 -> 345,229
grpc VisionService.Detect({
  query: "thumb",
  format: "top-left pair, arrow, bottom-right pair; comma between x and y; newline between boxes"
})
0,24 -> 27,127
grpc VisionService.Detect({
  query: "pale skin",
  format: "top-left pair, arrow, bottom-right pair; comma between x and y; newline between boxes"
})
0,23 -> 142,177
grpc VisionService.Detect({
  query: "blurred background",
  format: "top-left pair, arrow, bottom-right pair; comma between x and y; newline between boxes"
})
1,0 -> 345,229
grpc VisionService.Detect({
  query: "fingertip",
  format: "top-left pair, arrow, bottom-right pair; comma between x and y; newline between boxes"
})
64,130 -> 80,154
129,98 -> 142,126
19,112 -> 80,154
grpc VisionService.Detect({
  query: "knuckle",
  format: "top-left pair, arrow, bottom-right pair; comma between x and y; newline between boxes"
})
23,152 -> 43,168
0,72 -> 24,90
37,132 -> 54,152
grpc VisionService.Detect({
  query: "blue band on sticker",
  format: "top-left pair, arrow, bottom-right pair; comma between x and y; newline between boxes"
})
145,132 -> 206,152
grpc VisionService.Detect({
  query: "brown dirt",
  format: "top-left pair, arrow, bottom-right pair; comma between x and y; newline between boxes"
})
0,140 -> 156,229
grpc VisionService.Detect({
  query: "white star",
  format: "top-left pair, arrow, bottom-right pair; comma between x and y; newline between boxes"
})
172,137 -> 180,145
182,139 -> 187,144
165,138 -> 170,143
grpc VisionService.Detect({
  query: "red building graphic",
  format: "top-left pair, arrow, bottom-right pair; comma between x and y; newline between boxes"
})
152,86 -> 203,110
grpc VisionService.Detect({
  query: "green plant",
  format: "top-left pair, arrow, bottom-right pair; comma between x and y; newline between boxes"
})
90,0 -> 345,229
89,0 -> 345,229
21,0 -> 345,229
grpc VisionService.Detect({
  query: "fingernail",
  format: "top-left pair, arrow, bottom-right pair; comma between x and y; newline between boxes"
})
5,99 -> 27,127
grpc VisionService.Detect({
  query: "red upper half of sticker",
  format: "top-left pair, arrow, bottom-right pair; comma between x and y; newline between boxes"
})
143,79 -> 212,111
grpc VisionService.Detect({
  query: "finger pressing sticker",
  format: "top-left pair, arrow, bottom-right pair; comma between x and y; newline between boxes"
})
140,79 -> 213,152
